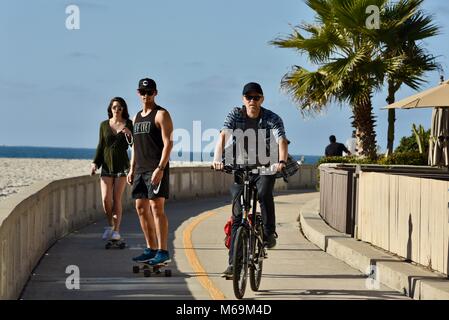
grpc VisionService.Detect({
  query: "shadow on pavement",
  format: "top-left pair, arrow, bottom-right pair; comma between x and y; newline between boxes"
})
20,195 -> 232,300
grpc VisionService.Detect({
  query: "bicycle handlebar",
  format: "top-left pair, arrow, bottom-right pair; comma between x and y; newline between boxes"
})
210,164 -> 289,182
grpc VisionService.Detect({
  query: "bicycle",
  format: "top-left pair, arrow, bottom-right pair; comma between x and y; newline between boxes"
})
216,164 -> 287,299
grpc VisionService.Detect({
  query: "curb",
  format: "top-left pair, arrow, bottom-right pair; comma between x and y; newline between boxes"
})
299,209 -> 449,300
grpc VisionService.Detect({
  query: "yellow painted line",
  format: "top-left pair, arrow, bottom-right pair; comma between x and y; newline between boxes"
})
183,211 -> 226,300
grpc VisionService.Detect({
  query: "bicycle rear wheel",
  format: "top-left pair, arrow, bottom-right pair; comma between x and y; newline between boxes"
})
232,226 -> 249,299
250,228 -> 264,291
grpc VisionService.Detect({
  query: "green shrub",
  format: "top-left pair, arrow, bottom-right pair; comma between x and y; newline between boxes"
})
395,126 -> 430,154
315,152 -> 427,190
377,152 -> 427,165
317,152 -> 427,166
317,156 -> 374,166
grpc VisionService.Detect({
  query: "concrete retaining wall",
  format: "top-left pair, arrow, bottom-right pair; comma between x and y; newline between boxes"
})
0,164 -> 316,299
357,171 -> 449,276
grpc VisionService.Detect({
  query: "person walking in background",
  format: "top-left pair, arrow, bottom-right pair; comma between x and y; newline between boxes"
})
127,78 -> 174,266
325,135 -> 351,157
91,97 -> 133,242
344,131 -> 358,156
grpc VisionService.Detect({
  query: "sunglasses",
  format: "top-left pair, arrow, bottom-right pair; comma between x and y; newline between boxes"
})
112,105 -> 123,111
139,89 -> 154,96
245,95 -> 262,102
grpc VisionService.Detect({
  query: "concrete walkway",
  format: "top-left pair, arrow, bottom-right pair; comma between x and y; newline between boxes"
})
21,191 -> 409,300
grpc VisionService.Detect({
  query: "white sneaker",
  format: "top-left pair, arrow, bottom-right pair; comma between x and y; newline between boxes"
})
110,231 -> 121,241
102,227 -> 113,240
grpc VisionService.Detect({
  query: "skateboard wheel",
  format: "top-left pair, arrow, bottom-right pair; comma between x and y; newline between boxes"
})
164,269 -> 172,277
132,266 -> 139,274
143,269 -> 151,277
105,243 -> 111,249
119,243 -> 126,249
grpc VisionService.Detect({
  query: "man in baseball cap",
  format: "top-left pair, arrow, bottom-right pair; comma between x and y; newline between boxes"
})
242,82 -> 263,96
128,77 -> 174,267
138,78 -> 157,93
213,82 -> 290,279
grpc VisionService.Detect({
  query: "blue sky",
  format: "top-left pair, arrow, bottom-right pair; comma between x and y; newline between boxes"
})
1,0 -> 449,156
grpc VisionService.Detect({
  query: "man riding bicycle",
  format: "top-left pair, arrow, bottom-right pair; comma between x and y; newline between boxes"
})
212,82 -> 290,279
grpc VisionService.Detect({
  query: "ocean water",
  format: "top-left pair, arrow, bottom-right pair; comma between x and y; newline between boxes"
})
0,146 -> 321,165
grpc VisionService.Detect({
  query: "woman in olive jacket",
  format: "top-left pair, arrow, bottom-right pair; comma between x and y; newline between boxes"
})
91,97 -> 133,241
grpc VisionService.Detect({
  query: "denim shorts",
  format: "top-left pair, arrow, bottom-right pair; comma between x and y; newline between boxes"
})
131,168 -> 169,200
100,167 -> 129,178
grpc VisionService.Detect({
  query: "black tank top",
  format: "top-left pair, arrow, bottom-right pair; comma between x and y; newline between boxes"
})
133,106 -> 166,173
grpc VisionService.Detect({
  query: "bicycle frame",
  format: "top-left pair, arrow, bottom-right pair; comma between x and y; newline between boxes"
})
237,169 -> 261,270
231,166 -> 268,298
214,164 -> 279,299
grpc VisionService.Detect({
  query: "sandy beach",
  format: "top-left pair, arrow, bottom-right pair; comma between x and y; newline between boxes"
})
0,158 -> 210,201
0,158 -> 93,201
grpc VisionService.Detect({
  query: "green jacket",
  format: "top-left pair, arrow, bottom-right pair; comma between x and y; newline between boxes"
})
93,119 -> 133,173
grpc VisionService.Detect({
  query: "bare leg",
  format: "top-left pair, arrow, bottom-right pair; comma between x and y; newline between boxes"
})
100,177 -> 114,226
135,199 -> 158,249
112,177 -> 127,232
150,198 -> 168,251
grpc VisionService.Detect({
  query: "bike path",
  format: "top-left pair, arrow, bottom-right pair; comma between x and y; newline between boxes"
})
20,196 -> 227,300
184,191 -> 409,300
21,191 -> 409,300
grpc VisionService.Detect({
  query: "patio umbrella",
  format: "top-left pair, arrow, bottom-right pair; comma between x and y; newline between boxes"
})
385,80 -> 449,109
384,80 -> 449,167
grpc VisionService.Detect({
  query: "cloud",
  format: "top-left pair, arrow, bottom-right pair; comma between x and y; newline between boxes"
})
51,83 -> 97,99
433,5 -> 449,15
0,79 -> 38,90
185,61 -> 205,68
63,1 -> 109,11
186,75 -> 239,91
67,51 -> 99,59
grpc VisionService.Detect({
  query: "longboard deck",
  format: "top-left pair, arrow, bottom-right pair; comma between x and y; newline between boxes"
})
105,239 -> 126,249
132,260 -> 172,277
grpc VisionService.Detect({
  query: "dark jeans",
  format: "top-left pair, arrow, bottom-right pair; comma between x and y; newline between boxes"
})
228,175 -> 276,265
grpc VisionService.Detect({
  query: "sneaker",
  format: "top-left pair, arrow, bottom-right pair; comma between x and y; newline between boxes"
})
265,232 -> 278,249
148,250 -> 171,266
132,248 -> 157,262
221,265 -> 233,279
102,227 -> 113,240
110,231 -> 121,241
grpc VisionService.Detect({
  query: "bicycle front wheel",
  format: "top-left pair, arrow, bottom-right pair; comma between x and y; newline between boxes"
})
232,226 -> 249,299
249,233 -> 264,291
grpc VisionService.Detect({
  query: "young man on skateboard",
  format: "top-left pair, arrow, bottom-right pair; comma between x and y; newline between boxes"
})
127,78 -> 174,266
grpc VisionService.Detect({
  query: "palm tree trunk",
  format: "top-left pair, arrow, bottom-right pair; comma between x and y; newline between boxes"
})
386,80 -> 397,156
353,95 -> 377,159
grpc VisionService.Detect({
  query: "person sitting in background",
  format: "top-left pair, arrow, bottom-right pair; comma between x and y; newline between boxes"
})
325,135 -> 351,157
344,131 -> 358,156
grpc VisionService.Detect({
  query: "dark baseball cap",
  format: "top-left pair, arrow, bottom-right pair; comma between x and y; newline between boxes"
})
138,78 -> 157,91
242,82 -> 263,96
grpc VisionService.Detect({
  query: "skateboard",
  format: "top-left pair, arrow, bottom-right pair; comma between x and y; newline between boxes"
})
132,261 -> 172,277
105,239 -> 126,250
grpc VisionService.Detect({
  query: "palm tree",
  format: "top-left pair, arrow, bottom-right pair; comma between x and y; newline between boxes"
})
272,0 -> 395,159
271,0 -> 440,159
379,0 -> 440,156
